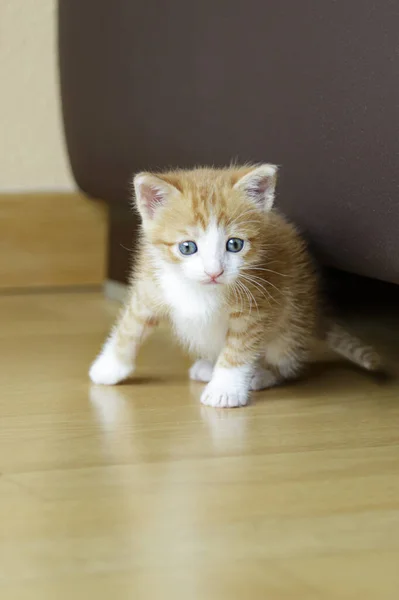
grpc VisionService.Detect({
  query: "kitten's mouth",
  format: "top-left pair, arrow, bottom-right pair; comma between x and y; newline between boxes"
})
203,279 -> 222,285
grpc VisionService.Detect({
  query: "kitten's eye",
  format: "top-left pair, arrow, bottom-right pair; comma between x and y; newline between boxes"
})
179,241 -> 198,256
226,238 -> 244,253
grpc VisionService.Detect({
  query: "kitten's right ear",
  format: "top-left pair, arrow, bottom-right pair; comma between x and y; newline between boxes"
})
133,173 -> 180,220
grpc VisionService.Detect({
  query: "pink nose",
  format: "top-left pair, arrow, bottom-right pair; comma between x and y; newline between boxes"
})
205,269 -> 224,281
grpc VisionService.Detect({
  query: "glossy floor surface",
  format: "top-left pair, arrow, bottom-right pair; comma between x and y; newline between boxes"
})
1,291 -> 398,599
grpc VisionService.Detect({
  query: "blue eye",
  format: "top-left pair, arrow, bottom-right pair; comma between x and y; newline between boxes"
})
226,238 -> 244,253
179,241 -> 198,256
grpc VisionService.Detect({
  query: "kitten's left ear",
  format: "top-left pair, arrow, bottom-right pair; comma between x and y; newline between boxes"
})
233,164 -> 278,211
133,172 -> 181,220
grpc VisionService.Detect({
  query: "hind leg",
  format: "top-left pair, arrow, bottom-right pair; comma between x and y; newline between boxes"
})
189,359 -> 214,383
250,338 -> 309,391
250,364 -> 281,391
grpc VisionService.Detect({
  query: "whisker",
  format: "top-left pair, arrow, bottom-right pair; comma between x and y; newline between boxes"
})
237,280 -> 252,315
242,272 -> 282,290
120,243 -> 134,252
227,208 -> 260,227
229,219 -> 262,226
237,285 -> 245,315
228,205 -> 258,220
228,221 -> 266,232
237,280 -> 255,316
241,266 -> 290,277
240,273 -> 283,306
232,281 -> 244,315
237,278 -> 261,315
231,282 -> 243,315
240,274 -> 274,304
252,275 -> 282,300
241,281 -> 260,316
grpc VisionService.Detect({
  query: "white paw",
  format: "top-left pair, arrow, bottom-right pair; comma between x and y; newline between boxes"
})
89,350 -> 134,385
189,359 -> 214,383
201,382 -> 249,408
250,367 -> 280,391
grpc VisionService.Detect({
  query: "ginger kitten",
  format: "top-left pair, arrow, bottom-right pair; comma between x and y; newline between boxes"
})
90,164 -> 380,408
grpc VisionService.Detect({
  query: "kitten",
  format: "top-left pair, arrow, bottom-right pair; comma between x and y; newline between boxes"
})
89,164 -> 380,408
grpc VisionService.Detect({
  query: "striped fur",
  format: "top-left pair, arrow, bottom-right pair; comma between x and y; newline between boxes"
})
325,322 -> 381,371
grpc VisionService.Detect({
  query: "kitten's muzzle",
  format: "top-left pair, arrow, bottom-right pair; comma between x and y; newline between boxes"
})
204,269 -> 224,284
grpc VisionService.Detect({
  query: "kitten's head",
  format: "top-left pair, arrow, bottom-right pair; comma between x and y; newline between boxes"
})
133,164 -> 278,287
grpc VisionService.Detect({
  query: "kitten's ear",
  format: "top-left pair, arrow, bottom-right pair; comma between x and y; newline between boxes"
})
133,173 -> 180,220
233,164 -> 278,211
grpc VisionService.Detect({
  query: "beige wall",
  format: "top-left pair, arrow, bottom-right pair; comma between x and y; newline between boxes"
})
0,0 -> 75,192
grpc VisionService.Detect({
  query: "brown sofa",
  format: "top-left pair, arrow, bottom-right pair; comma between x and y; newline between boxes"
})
58,0 -> 399,286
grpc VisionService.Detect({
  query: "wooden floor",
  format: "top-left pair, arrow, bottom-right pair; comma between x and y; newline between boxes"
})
1,291 -> 399,599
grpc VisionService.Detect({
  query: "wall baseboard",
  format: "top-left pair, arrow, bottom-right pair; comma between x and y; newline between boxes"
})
0,192 -> 108,291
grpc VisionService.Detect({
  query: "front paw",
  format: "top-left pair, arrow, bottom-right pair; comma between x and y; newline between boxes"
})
89,350 -> 134,385
200,381 -> 249,408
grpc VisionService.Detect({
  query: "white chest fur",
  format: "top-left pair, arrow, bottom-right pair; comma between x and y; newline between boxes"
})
158,269 -> 228,359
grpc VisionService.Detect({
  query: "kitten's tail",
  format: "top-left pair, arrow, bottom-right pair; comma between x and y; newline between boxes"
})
325,322 -> 381,371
